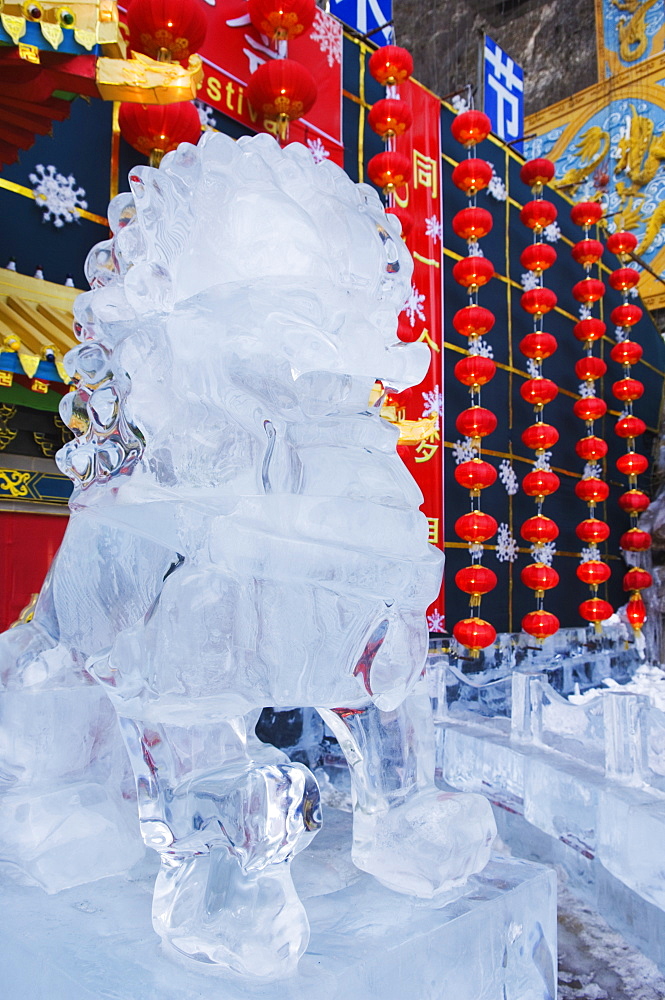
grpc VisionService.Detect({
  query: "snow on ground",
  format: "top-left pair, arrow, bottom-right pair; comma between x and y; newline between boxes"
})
557,880 -> 665,999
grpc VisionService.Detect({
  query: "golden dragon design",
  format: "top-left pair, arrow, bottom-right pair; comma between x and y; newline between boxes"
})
611,0 -> 660,63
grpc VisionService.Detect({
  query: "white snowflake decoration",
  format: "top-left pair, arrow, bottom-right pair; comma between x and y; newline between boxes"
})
404,283 -> 426,326
578,303 -> 593,320
583,462 -> 602,478
487,166 -> 507,202
578,380 -> 597,398
194,100 -> 216,130
526,358 -> 540,379
310,9 -> 342,67
451,94 -> 470,113
424,215 -> 443,243
580,545 -> 601,563
543,222 -> 561,243
427,610 -> 445,631
452,437 -> 478,464
531,541 -> 556,566
467,241 -> 484,257
496,523 -> 519,563
307,137 -> 330,164
534,451 -> 552,471
468,336 -> 494,358
499,459 -> 519,495
521,271 -> 540,291
468,542 -> 484,558
421,386 -> 443,419
29,164 -> 87,228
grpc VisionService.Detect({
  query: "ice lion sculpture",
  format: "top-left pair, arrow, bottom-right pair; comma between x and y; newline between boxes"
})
0,133 -> 495,979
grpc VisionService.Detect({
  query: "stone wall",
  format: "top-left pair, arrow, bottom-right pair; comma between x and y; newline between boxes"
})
393,0 -> 598,116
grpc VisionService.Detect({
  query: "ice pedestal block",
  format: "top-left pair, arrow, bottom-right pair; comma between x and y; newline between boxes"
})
0,808 -> 557,1000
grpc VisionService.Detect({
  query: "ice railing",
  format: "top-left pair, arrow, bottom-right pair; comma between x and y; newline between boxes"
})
428,625 -> 665,788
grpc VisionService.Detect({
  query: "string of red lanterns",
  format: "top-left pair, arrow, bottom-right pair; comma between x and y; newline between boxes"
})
606,230 -> 652,637
449,109 -> 498,657
245,0 -> 318,141
121,0 -> 208,166
569,201 -> 614,632
366,46 -> 415,202
518,158 -> 560,642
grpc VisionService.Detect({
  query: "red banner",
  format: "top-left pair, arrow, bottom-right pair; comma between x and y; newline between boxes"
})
198,1 -> 344,164
0,511 -> 67,631
392,82 -> 445,631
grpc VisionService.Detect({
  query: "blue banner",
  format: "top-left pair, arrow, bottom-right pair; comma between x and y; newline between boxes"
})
331,0 -> 394,45
483,36 -> 524,153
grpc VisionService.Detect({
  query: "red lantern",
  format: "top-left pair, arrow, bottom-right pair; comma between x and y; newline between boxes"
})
452,158 -> 493,194
366,150 -> 411,193
612,377 -> 644,402
127,0 -> 207,62
572,278 -> 606,304
610,340 -> 643,366
396,314 -> 419,343
247,59 -> 317,139
606,231 -> 638,256
575,356 -> 607,381
521,515 -> 559,543
453,305 -> 495,338
571,239 -> 604,267
454,355 -> 496,387
570,201 -> 604,228
521,563 -> 559,591
615,414 -> 646,438
575,478 -> 610,504
520,331 -> 557,360
368,45 -> 414,86
368,98 -> 413,139
451,110 -> 492,147
575,436 -> 608,460
617,451 -> 649,476
456,565 -> 498,596
522,609 -> 560,640
574,396 -> 607,421
579,598 -> 613,623
520,158 -> 555,188
619,490 -> 650,514
520,200 -> 557,231
626,594 -> 647,631
611,303 -> 642,327
577,561 -> 611,586
520,377 -> 558,406
520,243 -> 557,273
248,0 -> 316,41
623,567 -> 653,591
576,518 -> 610,543
456,406 -> 497,439
452,207 -> 493,241
522,423 -> 559,451
523,469 -> 560,498
454,459 -> 498,491
453,617 -> 496,651
118,101 -> 201,164
574,318 -> 606,342
609,268 -> 640,292
456,511 -> 498,543
521,287 -> 557,316
452,256 -> 494,289
620,528 -> 652,552
386,206 -> 414,237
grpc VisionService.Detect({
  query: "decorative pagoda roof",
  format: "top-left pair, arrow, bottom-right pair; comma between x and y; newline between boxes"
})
0,267 -> 77,386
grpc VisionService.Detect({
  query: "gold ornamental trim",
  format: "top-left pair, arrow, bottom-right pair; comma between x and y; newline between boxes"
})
96,52 -> 204,104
